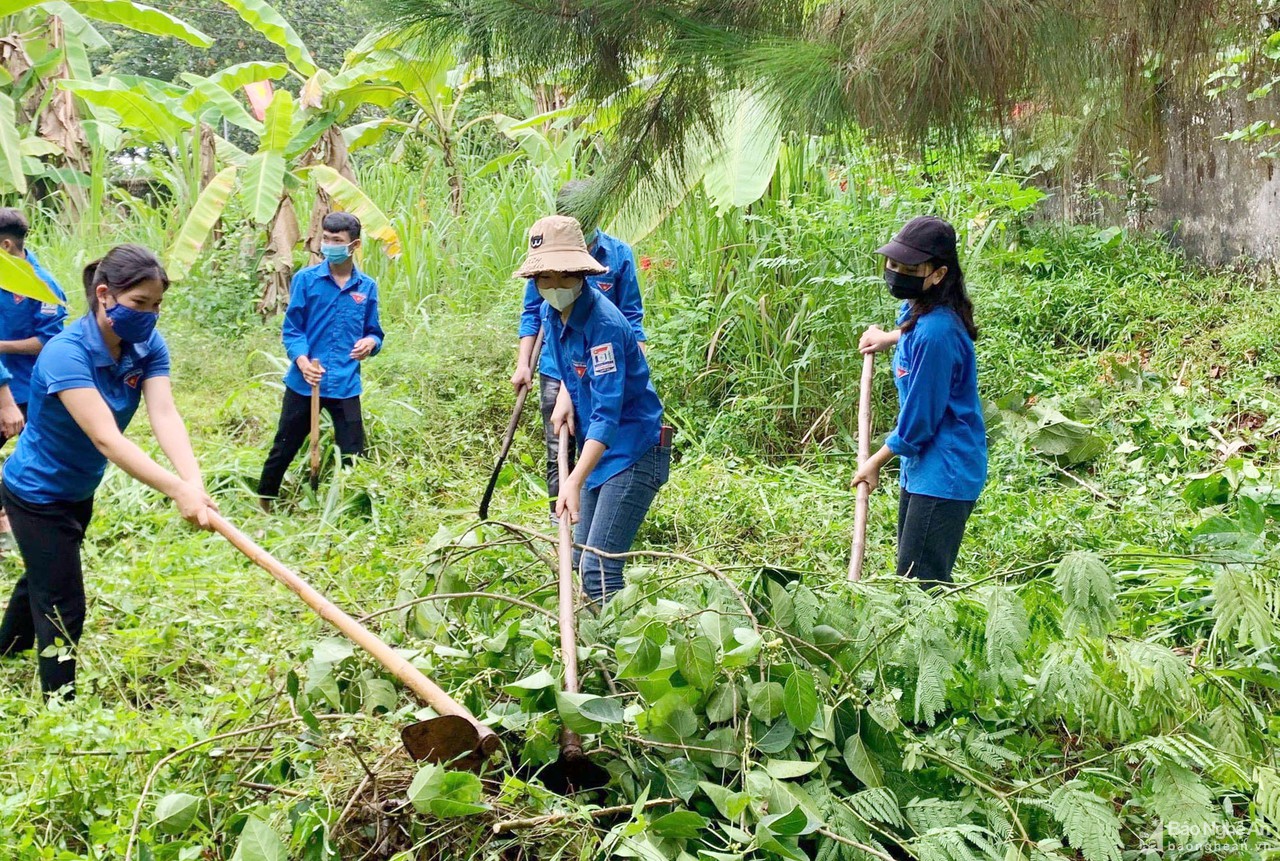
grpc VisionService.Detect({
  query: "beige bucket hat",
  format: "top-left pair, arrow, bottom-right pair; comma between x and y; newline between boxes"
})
513,215 -> 607,279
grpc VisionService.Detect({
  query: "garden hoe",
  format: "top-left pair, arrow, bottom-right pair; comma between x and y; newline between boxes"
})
540,425 -> 610,794
209,512 -> 502,768
848,352 -> 874,581
309,380 -> 321,491
479,330 -> 543,519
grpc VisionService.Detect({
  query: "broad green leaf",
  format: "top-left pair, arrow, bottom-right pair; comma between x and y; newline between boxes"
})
556,690 -> 603,734
343,118 -> 402,151
312,637 -> 354,664
153,792 -> 200,834
617,635 -> 661,680
207,62 -> 290,93
579,695 -> 626,724
220,0 -> 318,75
68,0 -> 212,47
761,804 -> 819,836
702,90 -> 782,215
18,138 -> 62,158
842,735 -> 884,788
698,781 -> 752,820
747,681 -> 785,723
503,669 -> 555,695
783,670 -> 818,731
0,93 -> 25,194
240,150 -> 287,226
181,73 -> 264,134
763,759 -> 819,780
231,817 -> 286,861
260,89 -> 294,152
649,810 -> 708,839
166,165 -> 237,281
359,677 -> 397,714
408,763 -> 489,818
754,719 -> 795,755
0,0 -> 44,14
304,164 -> 403,258
60,79 -> 190,145
722,627 -> 762,667
706,683 -> 741,723
676,636 -> 717,690
0,249 -> 65,305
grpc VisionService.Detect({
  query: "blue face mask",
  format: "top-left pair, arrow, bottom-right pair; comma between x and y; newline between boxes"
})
105,300 -> 159,343
320,242 -> 352,264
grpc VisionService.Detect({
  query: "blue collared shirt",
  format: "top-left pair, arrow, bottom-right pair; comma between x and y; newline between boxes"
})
0,249 -> 68,403
3,314 -> 170,503
886,303 -> 987,501
281,261 -> 384,399
519,230 -> 646,379
542,287 -> 663,490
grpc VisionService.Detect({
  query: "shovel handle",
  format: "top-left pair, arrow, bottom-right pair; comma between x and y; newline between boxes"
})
849,353 -> 875,582
479,330 -> 544,519
309,382 -> 320,481
209,512 -> 496,750
556,426 -> 580,694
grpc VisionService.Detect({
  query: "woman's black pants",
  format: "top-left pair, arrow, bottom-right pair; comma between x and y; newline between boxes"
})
896,489 -> 975,588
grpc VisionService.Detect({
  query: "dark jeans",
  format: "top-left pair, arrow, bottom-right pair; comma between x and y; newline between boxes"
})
0,482 -> 94,697
574,444 -> 670,603
896,489 -> 975,588
258,388 -> 364,498
539,375 -> 574,514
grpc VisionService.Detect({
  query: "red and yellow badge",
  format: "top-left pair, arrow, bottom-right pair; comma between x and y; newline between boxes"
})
573,362 -> 587,378
125,371 -> 143,388
351,292 -> 366,304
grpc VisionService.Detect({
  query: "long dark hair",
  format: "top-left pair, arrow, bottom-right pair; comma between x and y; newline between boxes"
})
900,253 -> 978,340
82,244 -> 169,308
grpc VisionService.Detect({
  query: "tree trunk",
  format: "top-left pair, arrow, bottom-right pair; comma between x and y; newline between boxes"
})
259,197 -> 300,315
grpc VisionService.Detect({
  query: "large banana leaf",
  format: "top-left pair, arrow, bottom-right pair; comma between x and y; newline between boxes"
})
0,93 -> 26,194
701,90 -> 783,216
166,166 -> 237,281
0,0 -> 47,13
219,0 -> 317,76
241,150 -> 287,226
67,0 -> 212,47
304,165 -> 401,258
260,89 -> 294,153
205,61 -> 288,93
0,250 -> 64,305
60,79 -> 191,145
181,73 -> 263,135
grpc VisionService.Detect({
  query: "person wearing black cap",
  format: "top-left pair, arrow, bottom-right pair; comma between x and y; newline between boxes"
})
852,216 -> 987,587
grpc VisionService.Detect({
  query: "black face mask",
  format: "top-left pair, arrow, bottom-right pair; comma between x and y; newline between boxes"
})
884,268 -> 927,300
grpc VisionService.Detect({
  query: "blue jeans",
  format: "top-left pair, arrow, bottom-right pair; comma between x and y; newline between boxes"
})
574,443 -> 670,603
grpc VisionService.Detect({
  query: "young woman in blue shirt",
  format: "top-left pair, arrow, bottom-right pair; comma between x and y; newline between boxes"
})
0,245 -> 216,697
853,216 -> 987,587
514,215 -> 669,603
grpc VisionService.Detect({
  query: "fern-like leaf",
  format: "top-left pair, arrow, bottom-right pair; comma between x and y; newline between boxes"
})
1054,552 -> 1117,637
1142,761 -> 1215,836
1213,566 -> 1275,652
1048,783 -> 1123,861
984,585 -> 1030,686
846,787 -> 905,829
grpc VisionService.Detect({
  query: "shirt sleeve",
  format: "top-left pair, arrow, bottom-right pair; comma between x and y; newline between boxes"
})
281,271 -> 310,363
614,245 -> 647,342
33,275 -> 68,344
364,282 -> 384,355
582,327 -> 627,449
43,339 -> 97,395
143,334 -> 171,380
885,327 -> 959,459
518,279 -> 543,338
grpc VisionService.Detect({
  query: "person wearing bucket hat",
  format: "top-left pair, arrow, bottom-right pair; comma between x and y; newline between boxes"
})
514,215 -> 669,603
511,180 -> 648,519
852,215 -> 987,588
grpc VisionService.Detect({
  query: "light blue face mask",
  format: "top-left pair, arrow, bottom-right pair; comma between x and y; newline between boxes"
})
320,242 -> 352,264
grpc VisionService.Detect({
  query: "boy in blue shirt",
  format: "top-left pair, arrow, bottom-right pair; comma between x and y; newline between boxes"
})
257,213 -> 384,509
511,181 -> 648,517
0,208 -> 67,537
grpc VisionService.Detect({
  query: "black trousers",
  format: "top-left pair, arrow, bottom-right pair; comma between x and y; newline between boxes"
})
0,482 -> 94,697
896,489 -> 975,588
539,375 -> 575,515
257,388 -> 365,498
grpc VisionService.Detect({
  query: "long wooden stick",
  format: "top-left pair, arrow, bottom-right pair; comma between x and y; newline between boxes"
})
557,427 -> 579,694
848,353 -> 874,582
480,329 -> 544,519
208,512 -> 496,750
308,381 -> 321,489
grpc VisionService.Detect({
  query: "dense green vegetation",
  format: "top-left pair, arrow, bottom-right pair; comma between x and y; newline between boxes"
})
4,1 -> 1280,860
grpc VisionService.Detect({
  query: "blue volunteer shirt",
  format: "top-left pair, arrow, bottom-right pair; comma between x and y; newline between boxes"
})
542,287 -> 663,490
282,261 -> 384,399
3,314 -> 170,504
519,230 -> 646,379
0,249 -> 68,403
886,303 -> 987,501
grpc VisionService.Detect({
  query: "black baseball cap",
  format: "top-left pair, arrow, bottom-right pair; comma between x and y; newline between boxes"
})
876,216 -> 958,265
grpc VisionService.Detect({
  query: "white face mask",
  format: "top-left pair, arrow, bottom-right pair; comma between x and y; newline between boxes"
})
538,282 -> 582,311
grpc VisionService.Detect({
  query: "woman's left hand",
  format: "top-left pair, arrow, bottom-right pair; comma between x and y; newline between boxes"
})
0,402 -> 24,439
851,461 -> 880,493
556,475 -> 582,523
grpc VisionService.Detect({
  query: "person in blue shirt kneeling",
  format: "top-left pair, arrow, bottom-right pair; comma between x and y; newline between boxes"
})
514,215 -> 670,603
0,245 -> 216,698
853,216 -> 988,588
257,213 -> 384,509
0,208 -> 68,539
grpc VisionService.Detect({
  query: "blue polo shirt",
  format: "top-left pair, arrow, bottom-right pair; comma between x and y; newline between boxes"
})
3,314 -> 170,504
886,303 -> 987,501
542,287 -> 663,490
0,249 -> 68,404
281,261 -> 384,399
519,230 -> 646,380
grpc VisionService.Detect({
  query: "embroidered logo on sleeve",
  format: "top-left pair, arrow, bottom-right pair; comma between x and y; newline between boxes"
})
39,302 -> 57,316
351,292 -> 366,304
590,343 -> 617,375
